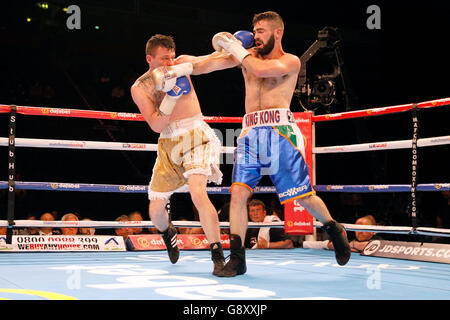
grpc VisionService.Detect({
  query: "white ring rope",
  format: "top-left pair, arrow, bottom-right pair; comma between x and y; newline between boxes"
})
1,136 -> 449,154
3,219 -> 450,237
313,135 -> 450,154
0,137 -> 235,154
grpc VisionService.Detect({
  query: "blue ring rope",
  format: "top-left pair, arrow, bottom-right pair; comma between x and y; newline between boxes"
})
0,181 -> 448,193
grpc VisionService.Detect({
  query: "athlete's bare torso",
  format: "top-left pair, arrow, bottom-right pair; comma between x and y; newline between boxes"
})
242,50 -> 299,113
133,69 -> 202,122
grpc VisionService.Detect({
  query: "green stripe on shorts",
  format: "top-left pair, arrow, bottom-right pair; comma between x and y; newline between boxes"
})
275,125 -> 297,147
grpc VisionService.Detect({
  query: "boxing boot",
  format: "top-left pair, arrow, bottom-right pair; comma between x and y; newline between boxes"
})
161,223 -> 180,264
323,220 -> 351,265
216,234 -> 246,277
210,242 -> 226,276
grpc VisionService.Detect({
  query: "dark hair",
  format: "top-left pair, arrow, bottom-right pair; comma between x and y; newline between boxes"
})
252,11 -> 284,30
145,34 -> 176,56
248,199 -> 266,210
115,214 -> 129,222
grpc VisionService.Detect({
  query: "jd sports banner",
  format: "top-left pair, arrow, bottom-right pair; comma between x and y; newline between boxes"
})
361,240 -> 450,264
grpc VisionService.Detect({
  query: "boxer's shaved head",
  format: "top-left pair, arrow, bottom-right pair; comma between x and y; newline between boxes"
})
146,34 -> 175,57
252,11 -> 284,31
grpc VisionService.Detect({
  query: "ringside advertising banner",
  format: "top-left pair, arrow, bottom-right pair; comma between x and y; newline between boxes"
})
361,240 -> 450,264
0,235 -> 126,252
284,200 -> 314,235
126,234 -> 230,251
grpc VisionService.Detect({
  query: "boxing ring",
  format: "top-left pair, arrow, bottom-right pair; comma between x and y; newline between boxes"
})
0,98 -> 449,301
1,250 -> 449,300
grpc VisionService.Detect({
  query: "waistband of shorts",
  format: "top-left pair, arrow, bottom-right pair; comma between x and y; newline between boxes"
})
242,108 -> 295,130
160,113 -> 205,138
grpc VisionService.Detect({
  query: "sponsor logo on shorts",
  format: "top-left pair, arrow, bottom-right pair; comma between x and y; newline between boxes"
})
244,110 -> 281,127
278,185 -> 308,198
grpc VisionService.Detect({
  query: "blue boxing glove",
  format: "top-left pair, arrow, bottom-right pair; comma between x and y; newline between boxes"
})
233,30 -> 254,49
159,76 -> 191,115
167,75 -> 191,97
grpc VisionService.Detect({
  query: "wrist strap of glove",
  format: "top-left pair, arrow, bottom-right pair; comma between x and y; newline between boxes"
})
227,41 -> 250,63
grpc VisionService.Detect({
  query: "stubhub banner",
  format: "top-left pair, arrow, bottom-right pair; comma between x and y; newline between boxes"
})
361,240 -> 450,264
127,234 -> 230,251
0,235 -> 126,252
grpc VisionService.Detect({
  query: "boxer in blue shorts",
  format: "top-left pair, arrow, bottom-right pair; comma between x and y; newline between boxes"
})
190,11 -> 351,277
158,12 -> 351,277
233,108 -> 315,204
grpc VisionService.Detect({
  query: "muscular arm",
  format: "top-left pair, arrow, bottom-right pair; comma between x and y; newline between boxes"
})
176,52 -> 239,75
242,53 -> 300,78
130,84 -> 169,133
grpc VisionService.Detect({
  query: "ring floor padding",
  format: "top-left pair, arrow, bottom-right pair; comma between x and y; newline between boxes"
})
0,249 -> 449,300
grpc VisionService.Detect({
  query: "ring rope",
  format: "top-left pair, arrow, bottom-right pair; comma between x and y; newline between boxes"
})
1,98 -> 449,241
1,97 -> 448,123
0,181 -> 449,194
0,136 -> 448,154
313,135 -> 450,153
0,137 -> 236,154
2,219 -> 450,237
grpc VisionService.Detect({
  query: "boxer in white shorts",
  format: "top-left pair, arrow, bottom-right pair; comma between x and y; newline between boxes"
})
131,34 -> 225,275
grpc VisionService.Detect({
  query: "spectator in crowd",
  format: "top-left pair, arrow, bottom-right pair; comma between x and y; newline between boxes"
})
79,218 -> 96,236
177,217 -> 192,235
128,211 -> 145,235
245,199 -> 294,249
177,217 -> 205,235
16,215 -> 39,235
114,214 -> 133,241
39,212 -> 60,235
268,197 -> 283,219
303,214 -> 381,252
61,213 -> 79,236
191,206 -> 206,235
147,226 -> 160,234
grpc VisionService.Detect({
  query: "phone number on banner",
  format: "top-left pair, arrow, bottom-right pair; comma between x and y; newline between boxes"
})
0,235 -> 126,252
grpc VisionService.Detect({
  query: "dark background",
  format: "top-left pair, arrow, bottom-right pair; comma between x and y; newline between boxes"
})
0,0 -> 449,232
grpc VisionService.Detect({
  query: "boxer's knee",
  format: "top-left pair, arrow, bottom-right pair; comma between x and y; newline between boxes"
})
296,193 -> 314,205
149,199 -> 168,219
188,174 -> 209,206
230,184 -> 252,205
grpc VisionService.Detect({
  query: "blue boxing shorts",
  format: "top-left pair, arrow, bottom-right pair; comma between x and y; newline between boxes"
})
232,108 -> 315,204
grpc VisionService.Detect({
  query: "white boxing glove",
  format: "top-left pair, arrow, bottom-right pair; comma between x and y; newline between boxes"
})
151,63 -> 194,91
212,32 -> 250,63
162,77 -> 177,92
